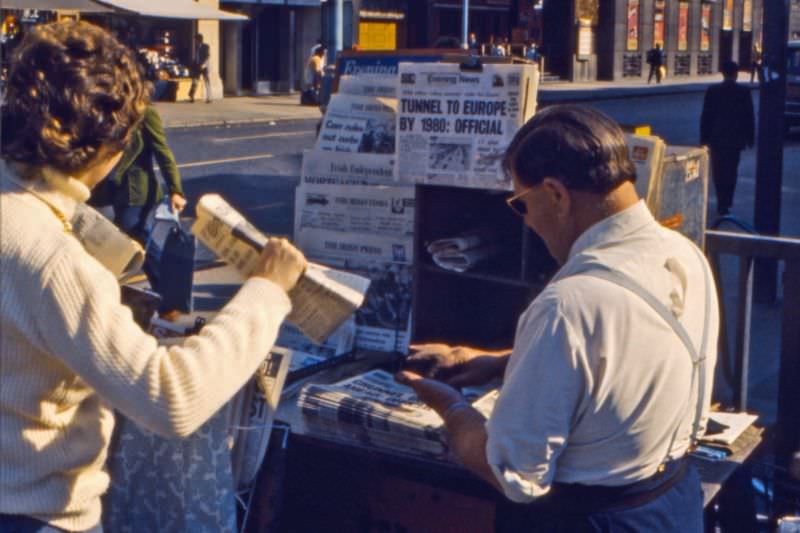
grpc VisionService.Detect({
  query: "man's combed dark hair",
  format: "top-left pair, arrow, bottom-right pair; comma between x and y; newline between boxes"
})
2,20 -> 149,174
503,105 -> 637,193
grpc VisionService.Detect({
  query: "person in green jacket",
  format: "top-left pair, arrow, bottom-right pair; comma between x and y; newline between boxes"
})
91,105 -> 186,243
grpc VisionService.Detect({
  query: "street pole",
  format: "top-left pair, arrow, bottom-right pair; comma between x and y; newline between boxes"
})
754,0 -> 789,303
334,0 -> 344,58
462,0 -> 469,49
289,10 -> 296,93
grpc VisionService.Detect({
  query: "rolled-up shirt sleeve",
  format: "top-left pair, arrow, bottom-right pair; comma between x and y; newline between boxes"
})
485,292 -> 587,503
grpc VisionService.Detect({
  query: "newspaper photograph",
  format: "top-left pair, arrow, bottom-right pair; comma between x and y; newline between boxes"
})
396,62 -> 538,190
301,150 -> 402,187
316,94 -> 397,154
294,182 -> 415,239
295,228 -> 413,352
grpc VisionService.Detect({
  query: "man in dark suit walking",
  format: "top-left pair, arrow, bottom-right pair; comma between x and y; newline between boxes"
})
700,61 -> 755,215
189,33 -> 211,103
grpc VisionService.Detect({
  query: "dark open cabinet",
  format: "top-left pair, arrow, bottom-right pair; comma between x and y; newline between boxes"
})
410,184 -> 558,349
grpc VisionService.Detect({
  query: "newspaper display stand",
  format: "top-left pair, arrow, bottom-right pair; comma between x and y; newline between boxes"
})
648,145 -> 710,249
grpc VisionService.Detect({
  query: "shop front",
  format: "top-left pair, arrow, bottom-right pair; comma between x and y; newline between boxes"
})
221,0 -> 321,96
1,0 -> 245,101
598,0 -> 763,81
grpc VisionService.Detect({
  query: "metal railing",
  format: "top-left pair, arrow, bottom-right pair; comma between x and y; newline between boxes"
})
705,229 -> 800,468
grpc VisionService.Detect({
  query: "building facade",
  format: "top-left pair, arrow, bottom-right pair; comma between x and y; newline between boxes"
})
220,1 -> 321,95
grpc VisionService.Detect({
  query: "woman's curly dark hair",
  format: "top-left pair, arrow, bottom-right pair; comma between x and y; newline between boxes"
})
2,20 -> 149,175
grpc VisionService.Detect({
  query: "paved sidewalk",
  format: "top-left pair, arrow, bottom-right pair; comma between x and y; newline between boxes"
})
155,94 -> 322,129
157,73 -> 749,129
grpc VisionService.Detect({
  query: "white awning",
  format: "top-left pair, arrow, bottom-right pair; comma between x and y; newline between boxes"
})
94,0 -> 248,20
1,0 -> 112,11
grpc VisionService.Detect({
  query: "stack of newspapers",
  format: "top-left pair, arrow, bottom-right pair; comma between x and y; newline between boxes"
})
298,370 -> 498,458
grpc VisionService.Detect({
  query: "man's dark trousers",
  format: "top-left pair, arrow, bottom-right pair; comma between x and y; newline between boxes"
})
709,147 -> 741,215
495,460 -> 704,532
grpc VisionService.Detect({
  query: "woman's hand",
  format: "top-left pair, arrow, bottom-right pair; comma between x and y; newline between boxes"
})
251,237 -> 308,293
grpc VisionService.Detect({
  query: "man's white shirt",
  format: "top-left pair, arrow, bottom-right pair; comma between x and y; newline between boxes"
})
485,200 -> 719,503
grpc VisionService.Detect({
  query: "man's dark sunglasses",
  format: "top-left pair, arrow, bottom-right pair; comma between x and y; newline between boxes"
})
506,187 -> 534,217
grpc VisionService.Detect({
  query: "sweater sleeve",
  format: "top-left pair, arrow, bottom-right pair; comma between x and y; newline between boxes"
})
33,245 -> 291,438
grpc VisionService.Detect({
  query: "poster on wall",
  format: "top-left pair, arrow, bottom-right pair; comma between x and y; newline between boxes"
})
723,0 -> 734,31
653,0 -> 666,47
701,4 -> 711,51
578,18 -> 593,57
678,2 -> 689,51
627,0 -> 640,51
743,0 -> 753,32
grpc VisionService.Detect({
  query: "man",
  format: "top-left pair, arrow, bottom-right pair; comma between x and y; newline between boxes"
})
467,32 -> 479,52
303,44 -> 326,105
399,105 -> 719,532
700,60 -> 755,216
189,33 -> 211,103
647,43 -> 664,83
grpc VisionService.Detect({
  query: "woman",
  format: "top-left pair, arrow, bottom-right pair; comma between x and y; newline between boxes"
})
0,21 -> 307,532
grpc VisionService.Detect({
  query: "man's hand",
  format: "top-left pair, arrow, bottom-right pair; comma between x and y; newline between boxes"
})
403,343 -> 508,388
170,193 -> 186,213
396,370 -> 503,492
395,370 -> 466,418
251,237 -> 308,293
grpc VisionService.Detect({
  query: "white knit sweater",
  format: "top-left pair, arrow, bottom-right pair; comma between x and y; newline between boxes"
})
0,161 -> 292,531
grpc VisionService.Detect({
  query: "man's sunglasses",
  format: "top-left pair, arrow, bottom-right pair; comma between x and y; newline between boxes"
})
506,187 -> 535,217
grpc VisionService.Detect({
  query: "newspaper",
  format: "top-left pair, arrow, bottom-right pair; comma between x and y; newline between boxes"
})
301,149 -> 402,187
294,182 -> 414,239
625,133 -> 665,203
298,370 -> 499,458
338,74 -> 398,98
70,202 -> 145,280
192,194 -> 371,344
295,227 -> 413,352
316,94 -> 397,155
229,346 -> 292,489
396,62 -> 538,190
648,146 -> 709,248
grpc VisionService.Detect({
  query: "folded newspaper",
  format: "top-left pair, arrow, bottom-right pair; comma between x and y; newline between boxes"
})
298,369 -> 498,458
427,230 -> 505,273
192,194 -> 371,344
71,202 -> 145,281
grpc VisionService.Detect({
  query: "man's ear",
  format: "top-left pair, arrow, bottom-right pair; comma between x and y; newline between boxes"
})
541,177 -> 571,218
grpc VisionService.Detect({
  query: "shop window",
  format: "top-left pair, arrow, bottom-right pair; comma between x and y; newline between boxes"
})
653,0 -> 666,48
626,0 -> 640,51
678,1 -> 689,52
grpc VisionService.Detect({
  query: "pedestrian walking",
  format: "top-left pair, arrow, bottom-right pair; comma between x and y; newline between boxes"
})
467,32 -> 479,52
700,60 -> 755,216
647,43 -> 664,83
302,44 -> 326,105
400,105 -> 718,533
189,33 -> 211,103
750,43 -> 763,83
88,104 -> 188,320
0,20 -> 308,532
